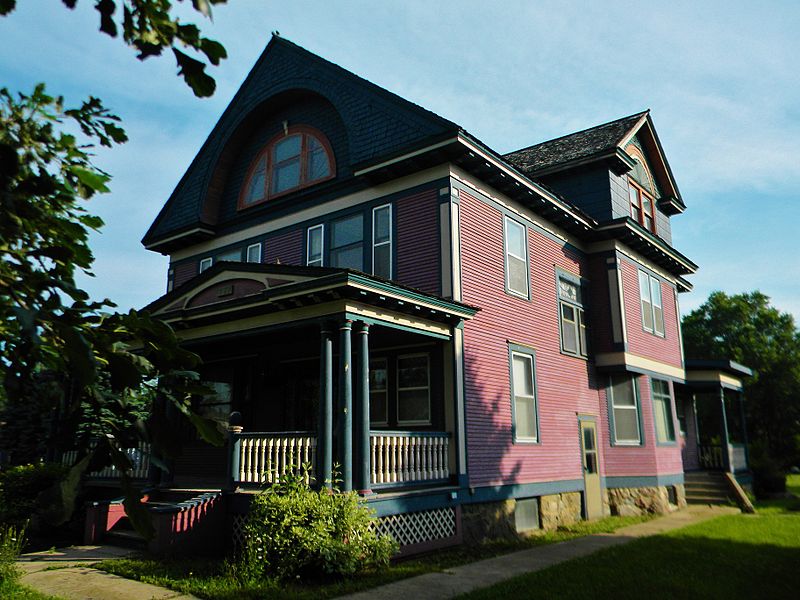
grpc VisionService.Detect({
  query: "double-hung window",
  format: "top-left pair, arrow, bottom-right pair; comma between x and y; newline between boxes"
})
510,349 -> 538,441
557,273 -> 588,357
372,204 -> 392,278
330,214 -> 364,270
609,374 -> 641,444
397,354 -> 430,425
306,224 -> 324,267
628,180 -> 655,233
638,270 -> 664,336
504,217 -> 529,298
651,379 -> 676,443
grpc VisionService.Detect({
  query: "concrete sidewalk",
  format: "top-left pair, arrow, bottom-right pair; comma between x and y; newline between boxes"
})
18,545 -> 199,600
341,505 -> 739,600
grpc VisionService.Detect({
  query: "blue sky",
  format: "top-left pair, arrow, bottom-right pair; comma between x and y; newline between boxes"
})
1,1 -> 798,320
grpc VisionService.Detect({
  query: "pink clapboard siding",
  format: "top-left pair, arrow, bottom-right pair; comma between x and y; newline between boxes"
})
599,375 -> 683,477
620,258 -> 682,367
458,189 -> 602,488
264,228 -> 303,266
172,261 -> 198,289
395,188 -> 440,295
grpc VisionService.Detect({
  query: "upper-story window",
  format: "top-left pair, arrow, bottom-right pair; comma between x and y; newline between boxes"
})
638,270 -> 664,336
239,126 -> 334,209
199,257 -> 213,273
628,180 -> 655,233
504,216 -> 529,299
330,213 -> 364,270
557,272 -> 588,358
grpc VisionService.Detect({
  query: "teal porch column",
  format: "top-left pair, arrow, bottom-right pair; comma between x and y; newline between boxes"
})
338,319 -> 353,491
356,322 -> 373,495
318,324 -> 334,489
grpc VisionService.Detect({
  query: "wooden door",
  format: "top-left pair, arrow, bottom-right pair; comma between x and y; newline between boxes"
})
580,419 -> 603,519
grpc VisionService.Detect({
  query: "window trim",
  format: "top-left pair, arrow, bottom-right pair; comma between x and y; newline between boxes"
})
396,353 -> 431,426
371,203 -> 393,279
306,224 -> 325,267
639,269 -> 665,337
651,378 -> 677,445
628,178 -> 656,233
555,269 -> 588,359
607,374 -> 643,446
503,216 -> 530,300
237,125 -> 336,210
166,268 -> 175,293
199,257 -> 213,273
508,344 -> 539,444
246,242 -> 262,264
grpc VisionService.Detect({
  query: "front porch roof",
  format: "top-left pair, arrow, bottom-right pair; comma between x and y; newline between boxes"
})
684,359 -> 753,392
144,263 -> 479,341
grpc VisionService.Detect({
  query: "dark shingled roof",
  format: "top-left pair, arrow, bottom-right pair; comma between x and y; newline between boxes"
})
503,111 -> 648,176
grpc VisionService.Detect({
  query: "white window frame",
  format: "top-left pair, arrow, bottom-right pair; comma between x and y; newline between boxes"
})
371,203 -> 392,279
609,374 -> 641,445
166,268 -> 174,293
557,274 -> 588,358
651,379 -> 676,443
396,353 -> 431,426
504,216 -> 529,299
639,270 -> 665,336
246,242 -> 262,263
306,224 -> 324,267
199,257 -> 213,273
510,349 -> 538,442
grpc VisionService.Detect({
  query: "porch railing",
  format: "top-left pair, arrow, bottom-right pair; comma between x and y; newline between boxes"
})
233,432 -> 317,486
731,443 -> 748,472
370,431 -> 450,485
61,440 -> 151,480
698,444 -> 726,470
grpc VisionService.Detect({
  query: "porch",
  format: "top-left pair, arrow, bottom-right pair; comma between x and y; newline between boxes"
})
145,263 -> 476,495
677,359 -> 752,476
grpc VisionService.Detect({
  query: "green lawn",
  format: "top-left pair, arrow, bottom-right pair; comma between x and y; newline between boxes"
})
95,515 -> 651,600
0,580 -> 63,599
458,476 -> 800,600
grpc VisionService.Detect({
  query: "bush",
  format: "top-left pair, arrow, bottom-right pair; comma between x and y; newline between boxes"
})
0,463 -> 68,528
236,471 -> 397,582
0,525 -> 25,585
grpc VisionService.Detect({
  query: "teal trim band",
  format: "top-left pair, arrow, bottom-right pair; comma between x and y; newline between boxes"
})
367,488 -> 459,517
464,479 -> 584,504
603,473 -> 684,488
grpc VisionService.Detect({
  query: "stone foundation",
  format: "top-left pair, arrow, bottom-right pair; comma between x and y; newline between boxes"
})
461,491 -> 583,543
604,484 -> 686,516
539,492 -> 582,529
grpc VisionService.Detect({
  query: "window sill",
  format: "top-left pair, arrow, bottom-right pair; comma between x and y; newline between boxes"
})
505,288 -> 530,301
560,349 -> 589,361
513,437 -> 540,445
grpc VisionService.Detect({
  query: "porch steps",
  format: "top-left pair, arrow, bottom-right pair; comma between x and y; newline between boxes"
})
684,471 -> 733,505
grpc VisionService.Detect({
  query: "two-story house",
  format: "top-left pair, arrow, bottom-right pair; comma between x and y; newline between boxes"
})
99,36 -> 748,555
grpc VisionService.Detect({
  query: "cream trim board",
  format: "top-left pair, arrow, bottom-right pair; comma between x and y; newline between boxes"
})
169,165 -> 450,262
354,138 -> 458,175
686,370 -> 743,389
344,301 -> 452,338
587,240 -> 681,285
595,352 -> 685,380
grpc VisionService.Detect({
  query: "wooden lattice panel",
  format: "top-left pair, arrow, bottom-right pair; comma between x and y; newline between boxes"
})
373,507 -> 456,546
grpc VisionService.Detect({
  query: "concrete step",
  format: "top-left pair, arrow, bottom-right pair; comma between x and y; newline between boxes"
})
684,483 -> 729,492
686,496 -> 732,505
105,528 -> 147,550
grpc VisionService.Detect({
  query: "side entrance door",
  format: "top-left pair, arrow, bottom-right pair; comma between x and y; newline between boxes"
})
579,418 -> 603,519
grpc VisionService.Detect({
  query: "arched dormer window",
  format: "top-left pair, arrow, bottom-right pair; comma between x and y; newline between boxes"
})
238,126 -> 335,209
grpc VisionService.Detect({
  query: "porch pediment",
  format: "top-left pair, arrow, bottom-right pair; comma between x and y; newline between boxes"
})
144,262 -> 478,340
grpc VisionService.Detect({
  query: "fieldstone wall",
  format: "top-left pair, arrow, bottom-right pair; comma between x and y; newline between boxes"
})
604,484 -> 686,516
461,491 -> 583,543
539,492 -> 582,529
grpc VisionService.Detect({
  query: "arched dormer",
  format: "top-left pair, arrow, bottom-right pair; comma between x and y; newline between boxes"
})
238,125 -> 335,209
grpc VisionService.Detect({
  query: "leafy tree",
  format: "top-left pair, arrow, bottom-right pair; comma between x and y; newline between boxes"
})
0,1 -> 229,536
682,291 -> 800,467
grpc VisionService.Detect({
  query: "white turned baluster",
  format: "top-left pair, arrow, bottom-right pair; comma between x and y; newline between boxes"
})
239,440 -> 247,482
424,437 -> 432,480
383,436 -> 390,483
444,437 -> 450,477
396,436 -> 405,482
370,435 -> 377,484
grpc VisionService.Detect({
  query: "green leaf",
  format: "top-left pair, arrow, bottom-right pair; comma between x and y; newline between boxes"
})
121,477 -> 155,540
188,412 -> 225,447
173,48 -> 216,97
69,165 -> 110,193
36,454 -> 91,526
0,0 -> 16,16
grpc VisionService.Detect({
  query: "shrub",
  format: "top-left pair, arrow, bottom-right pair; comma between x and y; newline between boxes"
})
0,463 -> 68,528
0,525 -> 25,585
236,470 -> 397,582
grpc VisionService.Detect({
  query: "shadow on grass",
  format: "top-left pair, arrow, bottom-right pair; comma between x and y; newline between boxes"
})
459,513 -> 800,600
